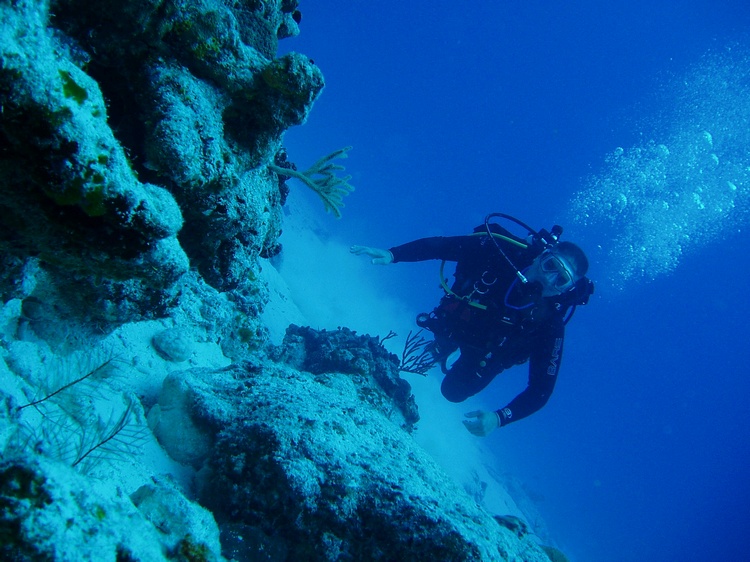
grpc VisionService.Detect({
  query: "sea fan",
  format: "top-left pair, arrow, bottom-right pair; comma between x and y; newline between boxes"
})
8,350 -> 148,473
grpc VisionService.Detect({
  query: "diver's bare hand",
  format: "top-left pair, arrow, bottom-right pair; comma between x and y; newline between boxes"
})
350,245 -> 394,265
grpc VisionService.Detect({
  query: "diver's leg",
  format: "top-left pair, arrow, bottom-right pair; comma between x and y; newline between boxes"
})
440,348 -> 499,403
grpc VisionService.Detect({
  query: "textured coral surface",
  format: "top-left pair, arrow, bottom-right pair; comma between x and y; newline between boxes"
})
1,0 -> 321,327
0,2 -> 556,561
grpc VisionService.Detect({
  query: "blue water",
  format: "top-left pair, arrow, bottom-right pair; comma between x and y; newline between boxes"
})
280,2 -> 750,560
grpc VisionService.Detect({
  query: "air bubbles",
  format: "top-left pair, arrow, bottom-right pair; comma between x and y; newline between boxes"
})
567,46 -> 750,288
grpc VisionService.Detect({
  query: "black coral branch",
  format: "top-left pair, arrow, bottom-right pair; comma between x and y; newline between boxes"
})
398,330 -> 437,376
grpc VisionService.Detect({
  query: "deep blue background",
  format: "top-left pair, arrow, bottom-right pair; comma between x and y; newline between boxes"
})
279,2 -> 750,560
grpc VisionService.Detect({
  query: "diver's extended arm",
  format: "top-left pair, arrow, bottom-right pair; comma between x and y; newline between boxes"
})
390,236 -> 480,263
495,327 -> 564,427
353,236 -> 480,265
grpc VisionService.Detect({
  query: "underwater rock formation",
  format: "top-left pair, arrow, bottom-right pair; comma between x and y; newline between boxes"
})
0,0 -> 188,316
1,0 -> 322,326
1,313 -> 553,560
145,350 -> 550,561
273,324 -> 420,429
0,1 -> 563,560
0,456 -> 223,561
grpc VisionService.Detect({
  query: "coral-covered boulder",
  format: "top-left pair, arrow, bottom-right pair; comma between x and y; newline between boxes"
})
0,455 -> 224,561
147,353 -> 549,561
273,324 -> 420,429
204,361 -> 548,561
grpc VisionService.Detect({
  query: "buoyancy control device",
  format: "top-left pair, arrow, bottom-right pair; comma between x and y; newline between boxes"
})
415,213 -> 594,353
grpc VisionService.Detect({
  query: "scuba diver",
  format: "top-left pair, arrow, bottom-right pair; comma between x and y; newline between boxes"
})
350,213 -> 594,437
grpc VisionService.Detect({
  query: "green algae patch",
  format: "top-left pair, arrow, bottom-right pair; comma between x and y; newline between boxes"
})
44,159 -> 109,217
59,69 -> 88,104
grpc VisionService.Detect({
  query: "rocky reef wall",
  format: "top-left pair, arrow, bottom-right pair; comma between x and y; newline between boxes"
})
0,2 -> 560,560
1,0 -> 320,338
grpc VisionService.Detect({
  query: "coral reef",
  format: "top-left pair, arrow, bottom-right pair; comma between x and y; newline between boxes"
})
0,0 -> 188,318
272,324 -> 420,429
0,455 -> 222,561
1,0 -> 322,329
145,355 -> 550,561
0,1 -> 563,560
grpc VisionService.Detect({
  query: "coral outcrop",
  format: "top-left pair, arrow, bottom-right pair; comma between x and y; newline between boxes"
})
1,0 -> 322,328
273,325 -> 420,429
0,1 -> 563,560
0,456 -> 223,561
144,334 -> 550,561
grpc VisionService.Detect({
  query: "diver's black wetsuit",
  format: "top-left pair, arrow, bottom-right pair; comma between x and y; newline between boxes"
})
390,234 -> 566,427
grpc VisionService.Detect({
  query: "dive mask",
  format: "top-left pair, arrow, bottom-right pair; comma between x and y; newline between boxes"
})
539,251 -> 576,293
